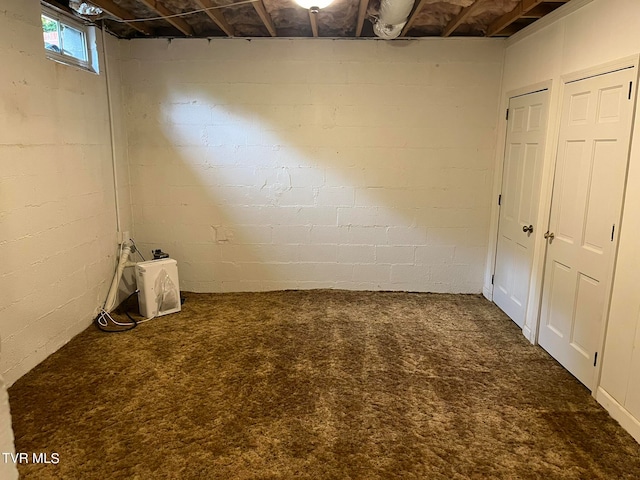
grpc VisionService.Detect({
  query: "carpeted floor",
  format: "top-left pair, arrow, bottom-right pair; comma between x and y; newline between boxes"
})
9,290 -> 640,479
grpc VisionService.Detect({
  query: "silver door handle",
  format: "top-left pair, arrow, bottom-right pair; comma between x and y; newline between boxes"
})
544,232 -> 555,240
523,225 -> 534,234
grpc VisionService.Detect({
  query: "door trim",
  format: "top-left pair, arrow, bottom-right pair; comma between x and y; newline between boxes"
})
592,59 -> 640,393
536,56 -> 640,394
487,57 -> 640,352
562,55 -> 639,85
492,89 -> 550,329
485,80 -> 553,342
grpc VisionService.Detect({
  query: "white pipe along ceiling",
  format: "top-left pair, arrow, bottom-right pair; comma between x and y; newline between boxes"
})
373,0 -> 417,39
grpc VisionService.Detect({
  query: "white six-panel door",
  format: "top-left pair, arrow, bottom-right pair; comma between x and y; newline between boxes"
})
493,90 -> 549,328
538,68 -> 636,390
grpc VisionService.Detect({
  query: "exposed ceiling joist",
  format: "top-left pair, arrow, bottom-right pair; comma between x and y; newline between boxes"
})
194,0 -> 235,37
441,0 -> 484,37
493,23 -> 522,36
355,0 -> 370,37
486,0 -> 544,36
401,0 -> 427,37
252,0 -> 277,37
521,3 -> 557,18
83,0 -> 577,40
309,10 -> 319,37
90,0 -> 154,35
138,0 -> 195,36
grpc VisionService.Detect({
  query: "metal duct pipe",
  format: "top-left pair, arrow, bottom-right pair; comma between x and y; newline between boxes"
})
373,0 -> 416,39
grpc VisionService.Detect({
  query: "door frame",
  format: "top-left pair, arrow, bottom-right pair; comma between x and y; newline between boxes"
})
492,88 -> 550,329
548,55 -> 640,393
485,80 -> 554,343
487,56 -> 640,355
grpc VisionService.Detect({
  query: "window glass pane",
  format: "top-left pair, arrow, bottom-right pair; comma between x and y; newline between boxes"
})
41,15 -> 61,53
61,24 -> 87,62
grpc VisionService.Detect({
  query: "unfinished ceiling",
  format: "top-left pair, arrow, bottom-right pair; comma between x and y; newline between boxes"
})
52,0 -> 574,38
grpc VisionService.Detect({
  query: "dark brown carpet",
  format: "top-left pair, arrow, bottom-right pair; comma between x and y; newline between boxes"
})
9,290 -> 640,479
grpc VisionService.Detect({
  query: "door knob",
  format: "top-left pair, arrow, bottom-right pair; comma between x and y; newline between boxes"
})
544,232 -> 555,240
523,225 -> 534,234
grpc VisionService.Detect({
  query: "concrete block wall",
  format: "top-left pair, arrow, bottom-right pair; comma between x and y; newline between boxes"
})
121,38 -> 504,293
106,34 -> 133,237
0,0 -> 128,385
105,34 -> 137,303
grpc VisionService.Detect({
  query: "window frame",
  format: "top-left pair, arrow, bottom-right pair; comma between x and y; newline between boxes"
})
41,4 -> 99,74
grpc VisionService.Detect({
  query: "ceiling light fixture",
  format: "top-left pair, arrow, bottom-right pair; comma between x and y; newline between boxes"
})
294,0 -> 334,11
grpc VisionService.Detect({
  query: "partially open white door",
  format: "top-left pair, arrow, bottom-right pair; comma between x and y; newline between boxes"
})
493,90 -> 549,328
538,67 -> 636,390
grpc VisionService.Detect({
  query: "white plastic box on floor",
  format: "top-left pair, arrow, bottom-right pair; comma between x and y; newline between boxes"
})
135,259 -> 181,319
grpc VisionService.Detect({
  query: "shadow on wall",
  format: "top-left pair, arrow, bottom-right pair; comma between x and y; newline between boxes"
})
122,39 -> 501,293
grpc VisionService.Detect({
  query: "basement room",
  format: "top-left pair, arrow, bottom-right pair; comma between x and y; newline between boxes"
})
3,0 -> 640,478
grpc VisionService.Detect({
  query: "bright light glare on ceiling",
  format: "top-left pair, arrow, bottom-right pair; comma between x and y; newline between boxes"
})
294,0 -> 334,10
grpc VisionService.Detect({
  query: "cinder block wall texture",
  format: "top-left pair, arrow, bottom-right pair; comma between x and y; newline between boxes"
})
0,12 -> 504,386
121,38 -> 504,293
0,1 -> 129,385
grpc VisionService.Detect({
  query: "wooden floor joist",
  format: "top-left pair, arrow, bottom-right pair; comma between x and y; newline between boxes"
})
194,0 -> 235,36
486,0 -> 545,37
252,0 -> 277,37
355,0 -> 370,37
441,0 -> 483,37
138,0 -> 195,36
90,0 -> 154,35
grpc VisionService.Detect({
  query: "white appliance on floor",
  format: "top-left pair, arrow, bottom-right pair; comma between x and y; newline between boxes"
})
135,258 -> 181,319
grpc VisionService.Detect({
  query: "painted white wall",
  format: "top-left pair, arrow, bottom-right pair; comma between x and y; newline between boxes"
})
104,34 -> 138,303
487,0 -> 640,442
0,0 -> 129,386
105,33 -> 134,238
121,37 -> 504,293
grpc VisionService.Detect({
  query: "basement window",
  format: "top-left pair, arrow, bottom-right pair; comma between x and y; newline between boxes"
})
41,5 -> 99,73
